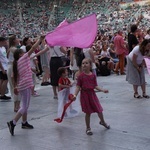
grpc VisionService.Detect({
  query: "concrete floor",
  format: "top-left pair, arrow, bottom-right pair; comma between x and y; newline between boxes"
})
1,71 -> 150,150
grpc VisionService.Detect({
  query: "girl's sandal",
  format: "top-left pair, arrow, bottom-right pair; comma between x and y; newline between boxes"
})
86,128 -> 93,135
100,121 -> 110,129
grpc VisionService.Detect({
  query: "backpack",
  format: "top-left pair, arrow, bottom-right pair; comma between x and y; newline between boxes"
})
99,64 -> 111,76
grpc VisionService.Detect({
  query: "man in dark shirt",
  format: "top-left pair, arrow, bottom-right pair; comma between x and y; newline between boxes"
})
128,24 -> 139,53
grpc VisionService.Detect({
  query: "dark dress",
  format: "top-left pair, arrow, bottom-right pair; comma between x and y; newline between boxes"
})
50,57 -> 63,86
77,72 -> 103,114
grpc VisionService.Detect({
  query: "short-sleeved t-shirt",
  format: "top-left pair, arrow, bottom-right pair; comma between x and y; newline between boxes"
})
0,46 -> 8,70
128,45 -> 143,65
114,35 -> 127,55
17,53 -> 33,91
128,33 -> 139,52
58,77 -> 71,91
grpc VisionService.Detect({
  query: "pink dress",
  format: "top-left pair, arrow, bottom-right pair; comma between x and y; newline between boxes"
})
77,72 -> 103,114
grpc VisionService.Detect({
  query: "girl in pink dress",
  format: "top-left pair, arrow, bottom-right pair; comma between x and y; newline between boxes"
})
73,58 -> 110,135
7,35 -> 45,136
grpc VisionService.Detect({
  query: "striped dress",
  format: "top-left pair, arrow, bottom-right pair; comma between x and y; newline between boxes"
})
17,53 -> 33,91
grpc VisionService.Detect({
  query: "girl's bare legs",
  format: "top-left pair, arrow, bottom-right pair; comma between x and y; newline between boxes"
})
98,112 -> 105,123
85,113 -> 91,129
98,112 -> 110,129
85,113 -> 93,135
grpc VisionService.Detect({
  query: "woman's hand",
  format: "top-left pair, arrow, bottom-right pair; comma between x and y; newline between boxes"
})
40,35 -> 46,41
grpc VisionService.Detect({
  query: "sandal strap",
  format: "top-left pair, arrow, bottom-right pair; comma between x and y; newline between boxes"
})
100,121 -> 110,129
134,93 -> 142,98
86,128 -> 93,135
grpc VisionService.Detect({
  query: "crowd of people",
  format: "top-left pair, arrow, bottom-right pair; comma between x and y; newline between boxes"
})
0,0 -> 150,136
0,0 -> 149,38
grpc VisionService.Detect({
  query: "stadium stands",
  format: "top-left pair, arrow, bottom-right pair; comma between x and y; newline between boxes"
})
0,0 -> 149,38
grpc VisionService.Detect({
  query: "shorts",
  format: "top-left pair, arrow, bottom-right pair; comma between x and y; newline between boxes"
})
0,71 -> 8,80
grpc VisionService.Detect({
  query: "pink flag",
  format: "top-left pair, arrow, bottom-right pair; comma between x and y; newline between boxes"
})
56,19 -> 69,29
45,14 -> 97,48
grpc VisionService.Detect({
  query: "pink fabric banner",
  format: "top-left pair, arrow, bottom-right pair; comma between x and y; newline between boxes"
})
56,19 -> 69,29
144,57 -> 150,75
45,14 -> 97,48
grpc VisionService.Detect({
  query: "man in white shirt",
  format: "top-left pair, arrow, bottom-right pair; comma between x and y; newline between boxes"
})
0,37 -> 11,100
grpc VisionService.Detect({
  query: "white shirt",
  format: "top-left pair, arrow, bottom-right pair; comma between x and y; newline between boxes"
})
128,45 -> 143,65
51,46 -> 63,57
145,34 -> 150,40
30,53 -> 37,69
20,45 -> 26,52
100,50 -> 111,57
0,46 -> 8,70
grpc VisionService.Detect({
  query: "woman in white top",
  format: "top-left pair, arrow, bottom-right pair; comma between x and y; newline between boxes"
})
126,39 -> 150,98
99,43 -> 114,72
7,35 -> 20,112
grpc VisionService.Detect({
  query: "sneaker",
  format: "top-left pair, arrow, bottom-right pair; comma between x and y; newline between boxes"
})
0,95 -> 11,100
22,122 -> 34,129
7,121 -> 15,136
